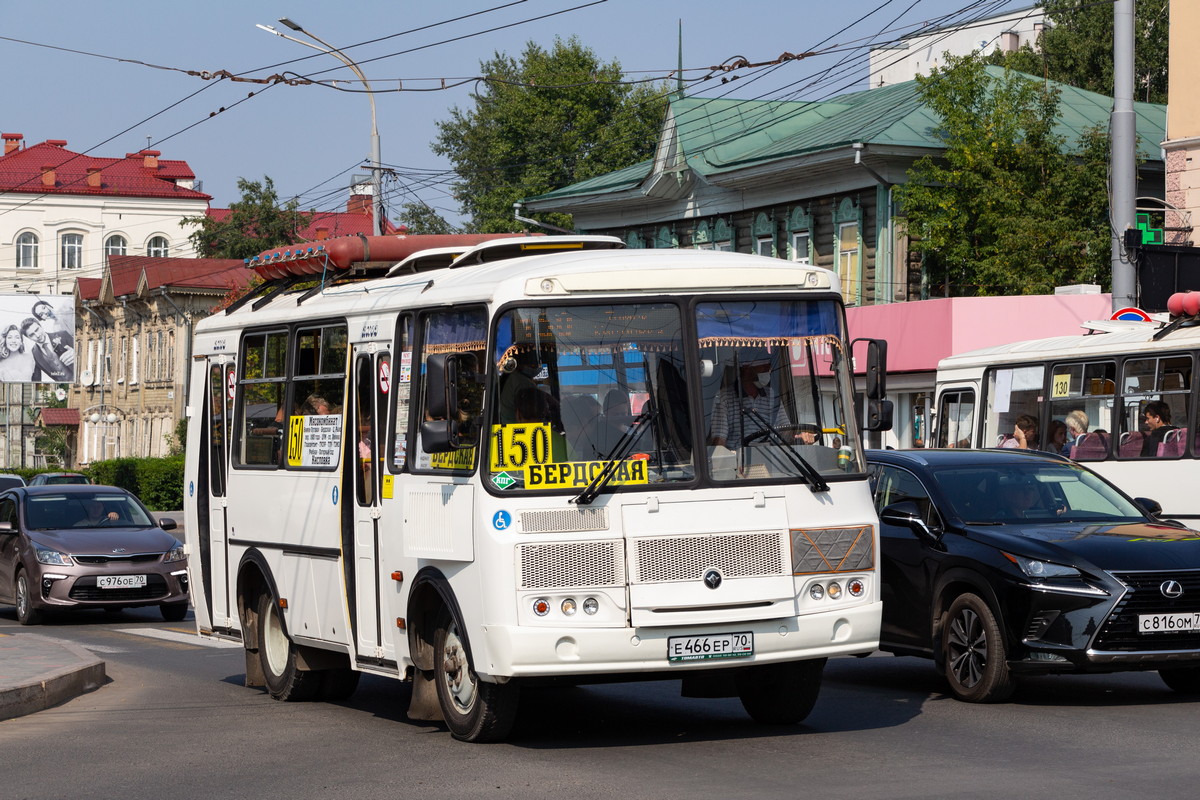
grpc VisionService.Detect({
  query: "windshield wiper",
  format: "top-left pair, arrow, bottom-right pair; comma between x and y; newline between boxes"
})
741,407 -> 830,492
572,407 -> 656,506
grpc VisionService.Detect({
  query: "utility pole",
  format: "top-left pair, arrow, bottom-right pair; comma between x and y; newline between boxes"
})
1110,0 -> 1137,312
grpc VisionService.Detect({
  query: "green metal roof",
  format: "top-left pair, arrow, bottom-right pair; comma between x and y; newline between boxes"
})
527,67 -> 1165,204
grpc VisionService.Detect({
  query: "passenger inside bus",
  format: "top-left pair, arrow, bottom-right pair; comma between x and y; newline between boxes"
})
1045,419 -> 1067,454
1141,401 -> 1178,457
1064,409 -> 1089,452
497,350 -> 540,424
998,414 -> 1038,450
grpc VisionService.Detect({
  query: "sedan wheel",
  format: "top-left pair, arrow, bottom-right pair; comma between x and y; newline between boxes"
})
943,593 -> 1014,703
15,571 -> 42,626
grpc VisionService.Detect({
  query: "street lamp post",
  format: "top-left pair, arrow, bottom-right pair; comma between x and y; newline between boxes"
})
258,18 -> 383,236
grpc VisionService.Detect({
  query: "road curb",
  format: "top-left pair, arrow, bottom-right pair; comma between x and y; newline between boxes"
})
0,635 -> 106,722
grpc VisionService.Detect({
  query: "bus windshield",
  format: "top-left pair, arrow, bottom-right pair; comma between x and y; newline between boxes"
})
490,302 -> 690,492
487,297 -> 859,493
697,299 -> 859,482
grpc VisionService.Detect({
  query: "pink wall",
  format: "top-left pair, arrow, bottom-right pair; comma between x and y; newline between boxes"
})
846,294 -> 1115,373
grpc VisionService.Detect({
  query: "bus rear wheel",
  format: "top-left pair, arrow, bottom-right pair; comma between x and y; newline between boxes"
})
257,593 -> 320,702
736,658 -> 825,724
433,610 -> 519,742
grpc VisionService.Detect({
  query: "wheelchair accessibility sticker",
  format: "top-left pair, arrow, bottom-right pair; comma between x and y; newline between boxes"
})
493,510 -> 512,531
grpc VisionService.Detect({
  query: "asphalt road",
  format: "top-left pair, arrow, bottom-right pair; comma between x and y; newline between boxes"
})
1,605 -> 1197,800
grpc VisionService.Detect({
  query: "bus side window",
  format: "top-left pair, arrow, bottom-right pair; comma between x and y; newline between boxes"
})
390,315 -> 413,472
935,389 -> 975,448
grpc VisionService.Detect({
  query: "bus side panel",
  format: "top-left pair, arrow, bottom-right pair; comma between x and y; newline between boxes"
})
227,471 -> 351,649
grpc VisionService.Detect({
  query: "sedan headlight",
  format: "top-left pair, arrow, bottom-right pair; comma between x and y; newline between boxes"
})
34,546 -> 73,566
164,543 -> 186,563
1006,553 -> 1080,579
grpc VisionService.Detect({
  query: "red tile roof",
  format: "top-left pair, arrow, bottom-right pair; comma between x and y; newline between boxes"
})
76,277 -> 102,302
0,137 -> 209,201
40,407 -> 80,426
106,255 -> 252,297
207,206 -> 398,239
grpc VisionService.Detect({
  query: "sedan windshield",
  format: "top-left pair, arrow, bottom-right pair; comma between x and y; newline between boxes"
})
929,462 -> 1147,524
24,493 -> 156,530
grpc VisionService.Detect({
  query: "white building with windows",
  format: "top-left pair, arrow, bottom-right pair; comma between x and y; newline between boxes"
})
0,133 -> 207,295
868,5 -> 1047,88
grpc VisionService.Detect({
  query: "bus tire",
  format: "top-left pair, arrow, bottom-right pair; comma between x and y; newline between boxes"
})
15,570 -> 42,626
433,609 -> 520,742
1159,666 -> 1200,694
736,658 -> 825,724
943,593 -> 1014,703
257,593 -> 320,702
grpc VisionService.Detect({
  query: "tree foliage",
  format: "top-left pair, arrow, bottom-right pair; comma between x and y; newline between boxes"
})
396,201 -> 456,235
988,0 -> 1168,104
432,37 -> 668,233
183,176 -> 308,259
895,54 -> 1110,297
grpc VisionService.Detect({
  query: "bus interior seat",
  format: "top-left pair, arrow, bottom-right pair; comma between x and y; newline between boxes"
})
1159,428 -> 1187,458
1118,431 -> 1143,458
1070,432 -> 1109,461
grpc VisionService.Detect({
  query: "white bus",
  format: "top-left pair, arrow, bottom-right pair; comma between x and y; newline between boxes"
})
933,306 -> 1200,521
184,234 -> 890,741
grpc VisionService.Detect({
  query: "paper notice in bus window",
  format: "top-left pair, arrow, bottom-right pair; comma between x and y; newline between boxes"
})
1052,373 -> 1071,398
286,414 -> 342,468
994,370 -> 1013,413
489,423 -> 555,471
524,459 -> 649,490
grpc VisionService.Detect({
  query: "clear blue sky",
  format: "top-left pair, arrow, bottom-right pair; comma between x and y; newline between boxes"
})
3,0 -> 1028,224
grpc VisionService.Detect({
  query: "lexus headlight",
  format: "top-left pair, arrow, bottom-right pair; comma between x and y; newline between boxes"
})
35,546 -> 73,566
164,543 -> 186,563
1007,553 -> 1080,579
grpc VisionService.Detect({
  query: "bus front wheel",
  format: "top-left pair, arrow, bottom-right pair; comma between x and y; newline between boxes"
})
736,658 -> 825,724
433,610 -> 520,742
257,593 -> 320,702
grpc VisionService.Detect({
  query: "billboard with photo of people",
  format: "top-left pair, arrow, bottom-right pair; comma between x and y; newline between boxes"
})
0,294 -> 75,384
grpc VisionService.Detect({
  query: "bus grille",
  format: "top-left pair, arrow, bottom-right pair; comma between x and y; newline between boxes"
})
518,540 -> 625,589
630,532 -> 787,584
790,526 -> 874,574
1093,570 -> 1200,652
520,507 -> 609,534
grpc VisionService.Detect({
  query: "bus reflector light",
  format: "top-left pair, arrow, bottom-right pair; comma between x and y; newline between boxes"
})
391,571 -> 404,582
583,597 -> 599,615
396,618 -> 406,630
848,579 -> 865,597
278,598 -> 288,609
561,598 -> 577,616
533,598 -> 550,616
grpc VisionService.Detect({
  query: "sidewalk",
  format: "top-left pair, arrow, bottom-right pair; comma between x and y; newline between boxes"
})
0,632 -> 106,721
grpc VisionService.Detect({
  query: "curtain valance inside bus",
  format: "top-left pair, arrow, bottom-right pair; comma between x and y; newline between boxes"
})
494,304 -> 681,363
696,301 -> 838,346
425,309 -> 487,351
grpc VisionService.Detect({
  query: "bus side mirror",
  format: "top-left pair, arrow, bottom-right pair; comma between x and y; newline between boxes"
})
865,339 -> 887,400
864,398 -> 893,432
422,353 -> 480,452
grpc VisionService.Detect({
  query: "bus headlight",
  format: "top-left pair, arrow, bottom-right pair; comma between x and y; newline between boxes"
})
809,584 -> 825,600
561,598 -> 577,616
582,597 -> 599,615
827,582 -> 842,600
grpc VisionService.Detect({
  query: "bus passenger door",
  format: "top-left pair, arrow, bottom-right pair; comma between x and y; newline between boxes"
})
203,360 -> 236,632
351,349 -> 392,663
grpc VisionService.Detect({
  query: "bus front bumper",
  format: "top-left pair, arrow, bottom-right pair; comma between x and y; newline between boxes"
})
475,601 -> 881,680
